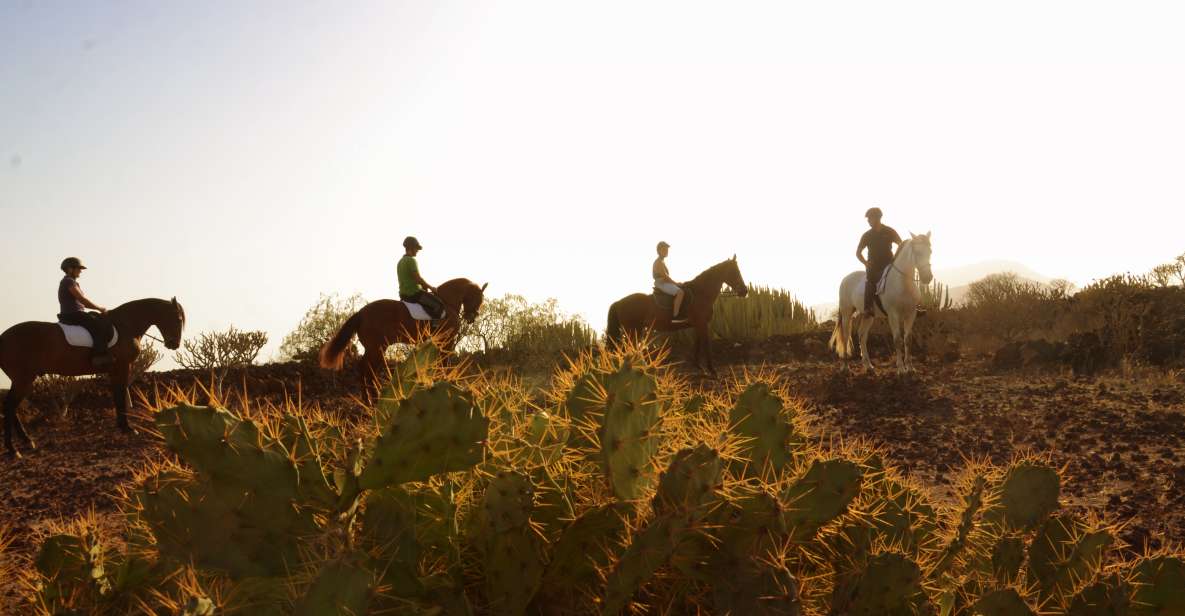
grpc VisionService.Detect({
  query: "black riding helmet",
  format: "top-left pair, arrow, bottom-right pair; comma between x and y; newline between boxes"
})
60,257 -> 87,272
403,236 -> 422,250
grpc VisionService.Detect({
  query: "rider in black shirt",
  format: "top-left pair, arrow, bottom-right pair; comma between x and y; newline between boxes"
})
856,208 -> 902,318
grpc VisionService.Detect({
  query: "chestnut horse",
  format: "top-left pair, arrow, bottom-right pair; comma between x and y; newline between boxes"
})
607,256 -> 747,374
318,278 -> 486,399
1,298 -> 186,458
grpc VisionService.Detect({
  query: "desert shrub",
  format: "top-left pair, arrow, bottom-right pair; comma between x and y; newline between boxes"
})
174,326 -> 267,374
461,293 -> 597,367
1069,274 -> 1185,368
20,341 -> 1185,615
918,279 -> 953,312
279,293 -> 365,362
1148,252 -> 1185,287
131,341 -> 162,381
953,272 -> 1068,344
709,285 -> 818,340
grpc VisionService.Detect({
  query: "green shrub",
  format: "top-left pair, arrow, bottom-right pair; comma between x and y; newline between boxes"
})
461,294 -> 598,367
279,293 -> 365,362
709,285 -> 818,341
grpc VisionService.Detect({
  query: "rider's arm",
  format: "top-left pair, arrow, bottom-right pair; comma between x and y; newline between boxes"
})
856,238 -> 868,266
417,274 -> 435,293
68,284 -> 106,312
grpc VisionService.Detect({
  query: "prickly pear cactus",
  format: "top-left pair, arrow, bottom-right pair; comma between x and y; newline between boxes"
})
783,458 -> 863,541
990,461 -> 1060,532
278,414 -> 338,507
34,532 -> 109,606
538,503 -> 629,610
133,471 -> 315,578
652,444 -> 722,516
564,371 -> 603,426
1027,514 -> 1112,602
991,536 -> 1026,584
294,555 -> 376,616
729,383 -> 803,478
156,404 -> 302,501
361,486 -> 422,597
712,557 -> 802,616
934,475 -> 987,577
603,516 -> 688,615
599,364 -> 662,501
869,479 -> 941,554
181,596 -> 216,616
835,552 -> 932,616
475,471 -> 544,616
359,382 -> 489,490
379,340 -> 442,404
973,588 -> 1036,616
1067,573 -> 1131,616
1129,556 -> 1185,616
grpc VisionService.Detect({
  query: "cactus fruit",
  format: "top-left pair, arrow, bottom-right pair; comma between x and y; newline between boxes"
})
991,536 -> 1026,584
599,364 -> 663,501
1067,573 -> 1130,616
729,383 -> 803,478
835,552 -> 932,616
1027,514 -> 1112,601
1129,556 -> 1185,616
156,404 -> 302,502
973,588 -> 1036,616
783,458 -> 863,541
991,461 -> 1060,532
475,471 -> 544,616
359,382 -> 489,490
294,556 -> 376,616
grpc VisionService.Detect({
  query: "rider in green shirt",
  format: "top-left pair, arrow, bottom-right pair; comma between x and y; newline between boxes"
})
397,236 -> 444,319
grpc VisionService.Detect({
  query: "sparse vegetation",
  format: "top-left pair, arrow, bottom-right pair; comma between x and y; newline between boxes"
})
280,293 -> 365,362
461,294 -> 598,368
173,326 -> 268,388
709,285 -> 818,340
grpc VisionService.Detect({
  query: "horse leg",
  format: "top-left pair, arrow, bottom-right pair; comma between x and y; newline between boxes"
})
903,311 -> 918,372
858,316 -> 875,373
703,326 -> 717,376
4,380 -> 35,456
111,383 -> 135,434
887,311 -> 905,374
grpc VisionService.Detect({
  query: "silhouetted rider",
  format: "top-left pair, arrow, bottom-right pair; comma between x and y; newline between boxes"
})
57,257 -> 114,367
397,236 -> 445,319
856,208 -> 902,318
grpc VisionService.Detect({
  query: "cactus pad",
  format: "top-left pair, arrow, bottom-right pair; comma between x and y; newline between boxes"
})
973,588 -> 1035,616
359,382 -> 488,490
1067,574 -> 1131,616
991,536 -> 1026,584
294,556 -> 376,616
1129,556 -> 1185,616
599,364 -> 662,501
729,383 -> 803,478
652,444 -> 722,516
838,552 -> 930,616
994,461 -> 1060,531
476,471 -> 544,616
1027,514 -> 1112,601
783,458 -> 863,541
539,503 -> 629,608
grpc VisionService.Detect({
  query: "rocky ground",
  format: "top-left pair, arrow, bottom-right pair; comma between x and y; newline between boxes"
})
2,350 -> 1184,609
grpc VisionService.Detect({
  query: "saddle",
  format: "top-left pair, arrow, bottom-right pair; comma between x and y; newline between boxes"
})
652,285 -> 693,320
402,301 -> 440,321
58,321 -> 119,348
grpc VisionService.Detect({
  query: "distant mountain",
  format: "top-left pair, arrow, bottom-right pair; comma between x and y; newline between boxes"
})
810,260 -> 1059,318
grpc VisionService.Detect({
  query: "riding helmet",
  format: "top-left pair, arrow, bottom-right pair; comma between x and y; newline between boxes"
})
60,257 -> 87,272
403,236 -> 423,250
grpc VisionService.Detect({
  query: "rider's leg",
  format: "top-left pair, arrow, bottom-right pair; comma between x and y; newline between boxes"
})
672,289 -> 686,321
863,266 -> 881,317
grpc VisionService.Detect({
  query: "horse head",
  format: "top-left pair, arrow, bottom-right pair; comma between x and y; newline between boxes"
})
909,232 -> 934,284
461,282 -> 488,324
725,255 -> 748,297
162,297 -> 186,350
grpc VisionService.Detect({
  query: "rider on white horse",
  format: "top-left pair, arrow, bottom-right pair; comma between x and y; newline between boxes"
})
857,207 -> 902,317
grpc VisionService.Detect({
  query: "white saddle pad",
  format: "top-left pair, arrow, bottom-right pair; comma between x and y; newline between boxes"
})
402,301 -> 436,321
58,323 -> 119,348
876,265 -> 891,295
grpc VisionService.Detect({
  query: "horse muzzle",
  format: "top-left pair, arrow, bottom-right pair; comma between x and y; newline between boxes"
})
735,285 -> 749,297
919,270 -> 934,285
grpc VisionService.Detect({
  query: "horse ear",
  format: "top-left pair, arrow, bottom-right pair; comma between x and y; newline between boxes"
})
171,296 -> 177,306
731,254 -> 736,261
480,282 -> 488,292
909,231 -> 917,239
926,231 -> 932,238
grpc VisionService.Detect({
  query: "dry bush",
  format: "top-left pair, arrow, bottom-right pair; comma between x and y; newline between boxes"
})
279,293 -> 364,362
174,326 -> 268,389
460,294 -> 598,368
131,341 -> 162,381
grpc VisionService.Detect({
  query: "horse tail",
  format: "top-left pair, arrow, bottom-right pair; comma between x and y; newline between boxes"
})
319,311 -> 362,371
606,303 -> 622,346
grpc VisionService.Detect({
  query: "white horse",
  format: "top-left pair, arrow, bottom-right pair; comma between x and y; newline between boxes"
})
829,232 -> 933,373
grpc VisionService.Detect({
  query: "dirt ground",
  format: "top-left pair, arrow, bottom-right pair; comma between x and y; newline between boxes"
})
2,356 -> 1184,609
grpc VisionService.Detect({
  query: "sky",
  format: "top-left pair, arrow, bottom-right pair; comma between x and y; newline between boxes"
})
2,1 -> 1184,383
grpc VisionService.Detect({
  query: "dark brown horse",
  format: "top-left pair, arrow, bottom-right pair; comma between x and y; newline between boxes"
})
607,256 -> 747,374
1,298 -> 186,457
319,278 -> 487,399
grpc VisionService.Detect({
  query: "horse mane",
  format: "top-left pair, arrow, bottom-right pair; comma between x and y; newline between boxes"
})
689,259 -> 736,286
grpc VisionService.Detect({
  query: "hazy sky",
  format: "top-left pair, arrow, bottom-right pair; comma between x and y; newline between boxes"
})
3,1 -> 1184,380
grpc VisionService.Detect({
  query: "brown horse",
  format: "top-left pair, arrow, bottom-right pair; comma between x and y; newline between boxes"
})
607,256 -> 747,374
1,297 -> 186,458
319,278 -> 487,399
